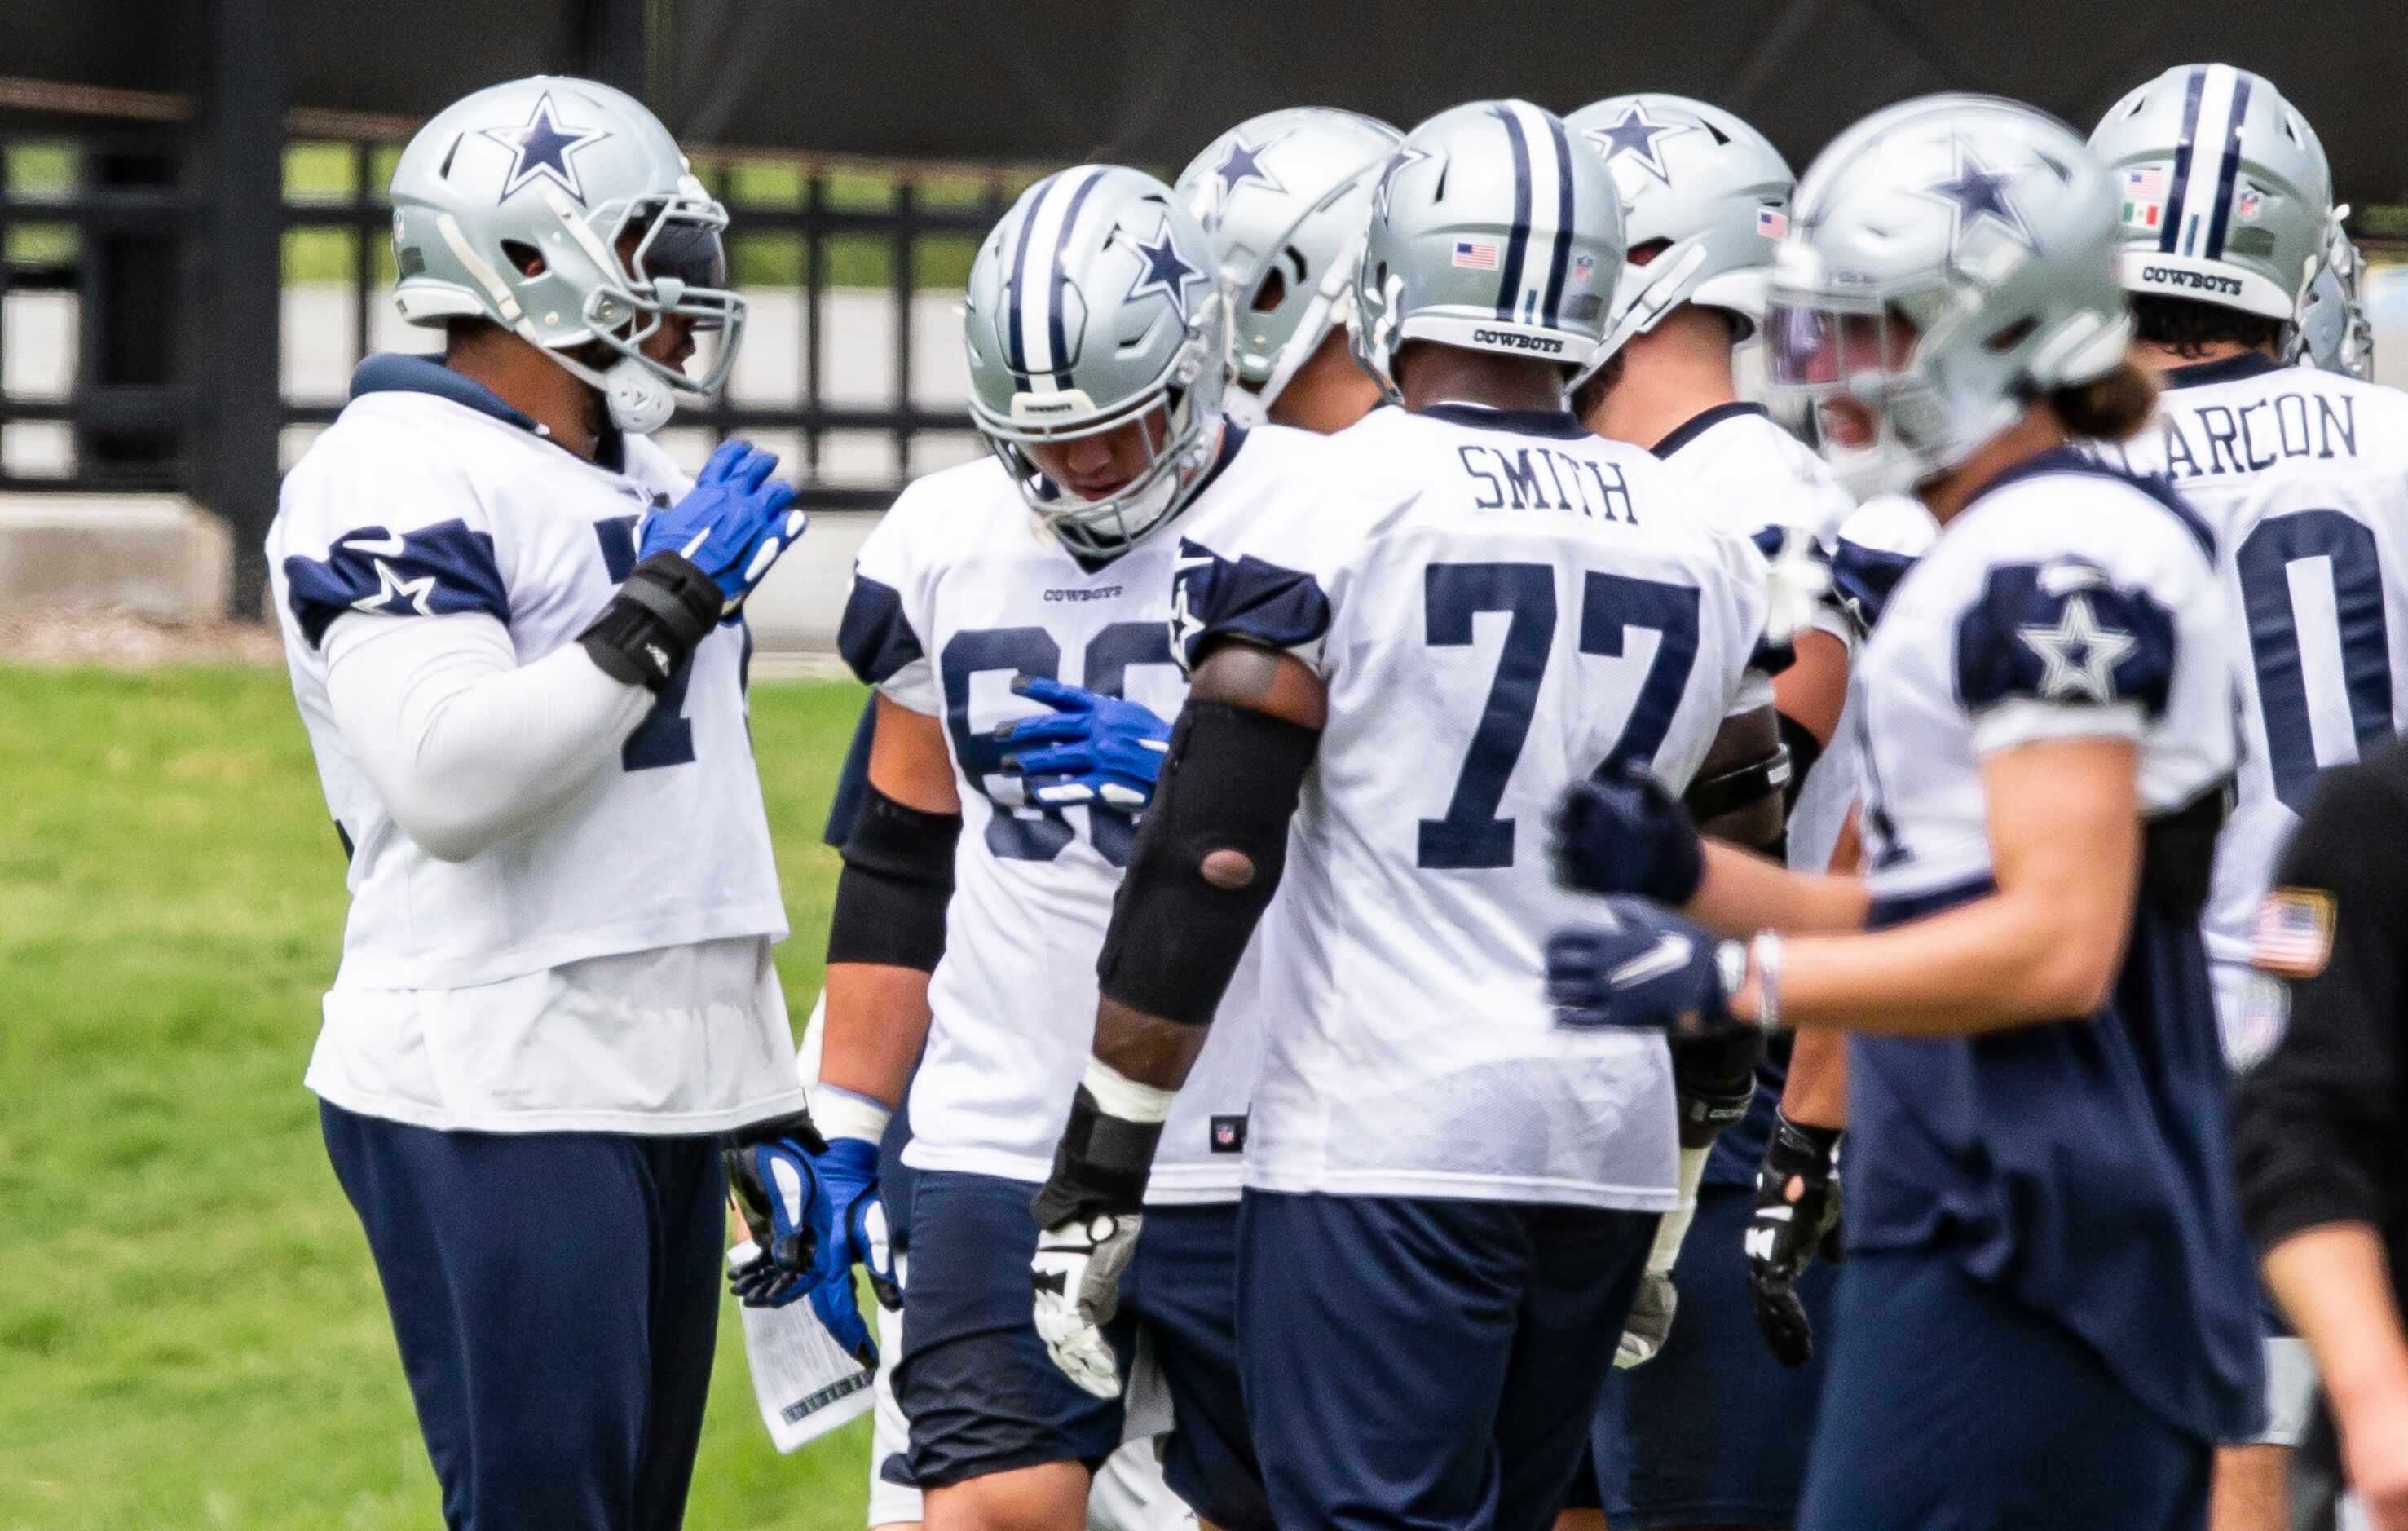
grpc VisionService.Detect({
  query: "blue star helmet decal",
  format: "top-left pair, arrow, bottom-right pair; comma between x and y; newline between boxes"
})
1371,143 -> 1432,225
1584,104 -> 1693,187
1122,216 -> 1208,324
1211,133 -> 1286,212
1920,137 -> 2035,254
483,91 -> 612,205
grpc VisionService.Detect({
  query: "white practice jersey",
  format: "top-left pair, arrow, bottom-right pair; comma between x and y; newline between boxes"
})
1652,401 -> 1859,863
267,356 -> 797,1133
1800,495 -> 1940,872
1853,451 -> 2236,903
2091,355 -> 2408,1059
1175,403 -> 1772,1207
840,425 -> 1325,1201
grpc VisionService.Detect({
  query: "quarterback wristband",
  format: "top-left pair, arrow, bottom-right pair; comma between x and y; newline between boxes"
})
1030,1080 -> 1165,1229
578,550 -> 721,692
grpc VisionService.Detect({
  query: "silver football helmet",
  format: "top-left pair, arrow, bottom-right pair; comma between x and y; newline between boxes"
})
1766,95 -> 2130,500
1349,99 -> 1624,393
1175,108 -> 1401,413
964,165 -> 1228,559
389,75 -> 744,434
2088,64 -> 2331,324
2294,206 -> 2374,378
1565,93 -> 1794,368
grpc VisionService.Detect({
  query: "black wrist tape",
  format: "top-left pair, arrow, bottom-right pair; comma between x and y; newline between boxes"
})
828,785 -> 961,971
579,551 -> 721,692
1775,712 -> 1824,814
1685,742 -> 1793,826
1031,1083 -> 1164,1226
1672,1029 -> 1763,1147
1765,1111 -> 1842,1178
1096,701 -> 1318,1027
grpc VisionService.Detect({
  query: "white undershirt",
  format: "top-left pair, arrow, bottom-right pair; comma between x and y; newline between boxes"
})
304,612 -> 806,1135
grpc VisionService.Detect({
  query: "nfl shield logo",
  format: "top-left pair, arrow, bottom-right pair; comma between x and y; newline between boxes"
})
1573,253 -> 1595,282
2237,189 -> 2263,222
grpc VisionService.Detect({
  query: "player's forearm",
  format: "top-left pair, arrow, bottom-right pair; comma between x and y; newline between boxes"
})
1091,998 -> 1213,1092
1687,841 -> 1869,937
329,614 -> 648,863
2265,1224 -> 2408,1416
1777,1027 -> 1849,1129
818,964 -> 933,1110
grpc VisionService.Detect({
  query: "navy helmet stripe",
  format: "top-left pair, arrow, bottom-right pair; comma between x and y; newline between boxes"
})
2203,73 -> 2253,261
1045,169 -> 1106,389
1003,171 -> 1056,390
1493,107 -> 1534,321
2159,66 -> 2206,254
1539,112 -> 1576,327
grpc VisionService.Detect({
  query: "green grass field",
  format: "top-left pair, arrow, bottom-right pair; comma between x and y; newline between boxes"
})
0,664 -> 877,1530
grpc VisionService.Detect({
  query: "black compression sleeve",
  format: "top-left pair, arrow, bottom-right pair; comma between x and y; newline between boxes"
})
826,783 -> 960,972
1775,711 -> 1824,814
578,552 -> 721,691
1096,701 -> 1318,1026
2234,752 -> 2408,1251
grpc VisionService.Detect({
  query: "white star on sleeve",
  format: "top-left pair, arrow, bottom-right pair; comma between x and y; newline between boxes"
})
2016,592 -> 2137,703
353,558 -> 439,619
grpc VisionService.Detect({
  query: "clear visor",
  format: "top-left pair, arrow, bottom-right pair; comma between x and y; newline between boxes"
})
1764,299 -> 1910,387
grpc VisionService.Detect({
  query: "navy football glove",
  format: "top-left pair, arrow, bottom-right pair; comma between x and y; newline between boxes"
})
638,440 -> 807,615
995,675 -> 1171,810
724,1116 -> 879,1369
1746,1112 -> 1845,1369
1547,898 -> 1745,1039
1550,764 -> 1706,905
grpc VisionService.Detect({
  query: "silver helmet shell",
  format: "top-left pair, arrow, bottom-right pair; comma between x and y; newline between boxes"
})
2088,64 -> 2331,323
1766,94 -> 2130,500
1565,93 -> 1794,360
964,165 -> 1228,560
2294,207 -> 2374,379
389,75 -> 745,432
1348,99 -> 1624,393
1175,108 -> 1401,413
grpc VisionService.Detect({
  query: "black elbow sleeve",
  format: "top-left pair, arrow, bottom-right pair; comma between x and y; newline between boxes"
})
1096,702 -> 1318,1027
827,784 -> 961,972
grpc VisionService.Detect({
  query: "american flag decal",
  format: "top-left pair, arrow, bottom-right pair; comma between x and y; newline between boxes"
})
2252,886 -> 2335,979
1756,206 -> 1788,240
1453,239 -> 1500,271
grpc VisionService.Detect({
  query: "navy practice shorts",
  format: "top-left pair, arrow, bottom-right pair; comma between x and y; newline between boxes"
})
320,1101 -> 725,1531
1582,1182 -> 1838,1527
1798,1246 -> 2213,1531
893,1170 -> 1269,1528
1237,1189 -> 1656,1531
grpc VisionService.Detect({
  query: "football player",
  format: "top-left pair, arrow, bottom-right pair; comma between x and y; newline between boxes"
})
1027,100 -> 1783,1531
2084,63 -> 2408,1531
1555,91 -> 1855,1531
1174,108 -> 1401,434
266,76 -> 816,1530
1546,94 -> 2263,1527
809,165 -> 1317,1531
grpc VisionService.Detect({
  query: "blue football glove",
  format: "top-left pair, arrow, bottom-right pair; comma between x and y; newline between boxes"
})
638,439 -> 807,615
724,1117 -> 878,1369
1549,764 -> 1705,904
1547,898 -> 1746,1039
995,675 -> 1171,809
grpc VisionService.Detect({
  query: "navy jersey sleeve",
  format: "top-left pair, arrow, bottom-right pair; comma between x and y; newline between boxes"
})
1828,534 -> 1920,641
281,519 -> 510,648
1170,536 -> 1334,675
836,572 -> 926,688
1952,557 -> 2176,723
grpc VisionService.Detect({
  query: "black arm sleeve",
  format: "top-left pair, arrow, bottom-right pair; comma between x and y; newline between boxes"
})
826,783 -> 960,973
1095,700 -> 1319,1027
2233,749 -> 2408,1254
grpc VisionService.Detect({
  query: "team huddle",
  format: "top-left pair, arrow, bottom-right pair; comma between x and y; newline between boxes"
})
267,58 -> 2393,1531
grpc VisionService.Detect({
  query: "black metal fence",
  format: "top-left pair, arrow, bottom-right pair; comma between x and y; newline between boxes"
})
0,93 -> 1046,610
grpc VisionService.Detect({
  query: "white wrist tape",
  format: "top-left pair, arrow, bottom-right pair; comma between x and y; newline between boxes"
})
809,1083 -> 894,1144
1082,1057 -> 1177,1124
1647,1144 -> 1716,1276
1750,929 -> 1786,1032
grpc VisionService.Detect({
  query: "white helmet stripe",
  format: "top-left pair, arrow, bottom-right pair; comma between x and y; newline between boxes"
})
1505,99 -> 1571,329
2168,64 -> 2240,261
1008,167 -> 1105,396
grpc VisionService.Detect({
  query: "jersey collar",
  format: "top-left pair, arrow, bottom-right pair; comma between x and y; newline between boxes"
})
1650,400 -> 1768,460
1419,402 -> 1591,440
350,353 -> 628,473
1965,445 -> 2216,560
2159,351 -> 2284,391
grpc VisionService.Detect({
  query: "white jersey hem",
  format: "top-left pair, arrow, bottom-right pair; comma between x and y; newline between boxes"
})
1243,1163 -> 1680,1211
306,1073 -> 810,1137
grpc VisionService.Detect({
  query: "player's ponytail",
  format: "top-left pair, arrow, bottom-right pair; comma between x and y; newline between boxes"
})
2047,361 -> 2159,443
